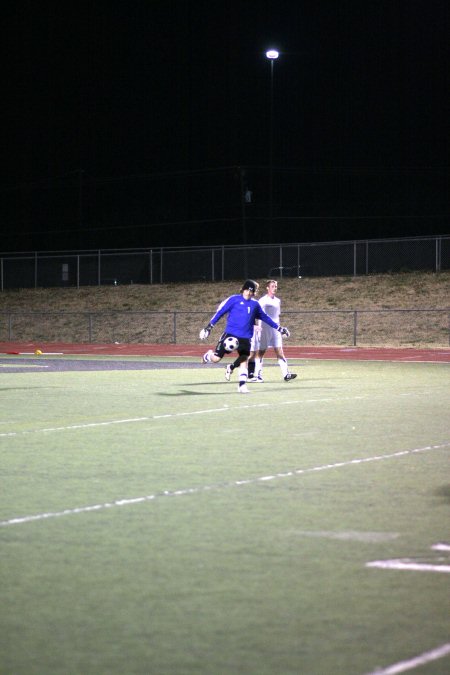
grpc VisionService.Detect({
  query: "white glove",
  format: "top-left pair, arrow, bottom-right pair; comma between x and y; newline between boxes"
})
199,324 -> 212,340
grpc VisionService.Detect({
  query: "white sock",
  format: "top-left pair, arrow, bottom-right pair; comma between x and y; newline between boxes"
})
278,357 -> 288,377
254,357 -> 262,377
238,364 -> 248,387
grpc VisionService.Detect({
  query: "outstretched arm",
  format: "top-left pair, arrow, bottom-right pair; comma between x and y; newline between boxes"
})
199,296 -> 234,339
257,306 -> 290,337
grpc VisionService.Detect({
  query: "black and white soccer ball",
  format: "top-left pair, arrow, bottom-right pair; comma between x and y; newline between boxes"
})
223,336 -> 239,353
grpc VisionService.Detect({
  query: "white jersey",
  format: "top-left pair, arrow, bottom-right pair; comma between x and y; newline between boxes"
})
259,294 -> 281,323
251,294 -> 282,350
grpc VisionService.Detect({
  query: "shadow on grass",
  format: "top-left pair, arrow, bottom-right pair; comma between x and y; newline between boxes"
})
435,485 -> 450,503
158,381 -> 333,396
159,388 -> 231,396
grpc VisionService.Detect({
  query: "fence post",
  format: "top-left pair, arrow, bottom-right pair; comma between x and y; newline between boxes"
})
436,237 -> 441,272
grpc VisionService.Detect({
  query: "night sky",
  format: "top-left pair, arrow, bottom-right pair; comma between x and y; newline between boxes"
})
3,1 -> 449,251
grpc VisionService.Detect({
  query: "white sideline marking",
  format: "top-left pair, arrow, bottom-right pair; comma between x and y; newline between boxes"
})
0,363 -> 49,368
364,642 -> 450,674
0,409 -> 230,437
1,442 -> 448,527
291,530 -> 400,543
366,560 -> 450,573
432,542 -> 450,551
0,396 -> 364,438
366,543 -> 450,574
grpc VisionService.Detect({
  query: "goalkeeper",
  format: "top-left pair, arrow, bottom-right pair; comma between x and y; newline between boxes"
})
199,279 -> 290,393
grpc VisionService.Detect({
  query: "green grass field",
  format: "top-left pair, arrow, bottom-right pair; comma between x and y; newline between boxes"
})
1,357 -> 449,675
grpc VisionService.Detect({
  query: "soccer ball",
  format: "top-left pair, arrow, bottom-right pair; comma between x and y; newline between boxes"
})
223,336 -> 239,353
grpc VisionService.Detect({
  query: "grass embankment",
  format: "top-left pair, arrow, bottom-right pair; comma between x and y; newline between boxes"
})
0,271 -> 449,346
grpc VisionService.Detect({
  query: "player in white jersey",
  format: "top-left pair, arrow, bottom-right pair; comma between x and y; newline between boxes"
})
249,279 -> 297,382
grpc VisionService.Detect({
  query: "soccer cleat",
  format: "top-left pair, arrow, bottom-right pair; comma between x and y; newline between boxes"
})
238,384 -> 249,393
249,375 -> 264,383
284,373 -> 297,381
225,364 -> 233,381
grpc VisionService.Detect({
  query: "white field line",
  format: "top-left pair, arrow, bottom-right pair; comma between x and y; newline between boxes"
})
0,389 -> 446,438
0,396 -> 365,438
1,442 -> 449,528
432,542 -> 450,551
1,388 -> 447,439
366,560 -> 450,573
366,542 -> 450,574
364,642 -> 450,674
0,363 -> 49,368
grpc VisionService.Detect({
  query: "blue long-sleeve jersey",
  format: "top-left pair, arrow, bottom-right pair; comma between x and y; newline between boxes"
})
208,294 -> 279,339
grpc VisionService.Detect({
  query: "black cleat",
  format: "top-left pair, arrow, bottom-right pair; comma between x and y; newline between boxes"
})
284,373 -> 297,381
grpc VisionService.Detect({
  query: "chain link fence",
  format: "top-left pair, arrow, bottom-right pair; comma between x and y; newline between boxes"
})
1,235 -> 449,290
1,308 -> 448,347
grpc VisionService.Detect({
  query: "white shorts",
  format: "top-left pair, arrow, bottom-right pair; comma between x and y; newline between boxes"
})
250,330 -> 260,352
251,325 -> 281,352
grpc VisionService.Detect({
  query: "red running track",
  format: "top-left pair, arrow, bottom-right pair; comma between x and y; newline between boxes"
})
1,342 -> 449,362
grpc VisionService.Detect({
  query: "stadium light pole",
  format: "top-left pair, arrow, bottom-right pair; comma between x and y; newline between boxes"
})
266,49 -> 279,231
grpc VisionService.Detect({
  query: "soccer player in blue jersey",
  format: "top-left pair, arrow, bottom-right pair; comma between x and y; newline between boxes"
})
199,279 -> 290,393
